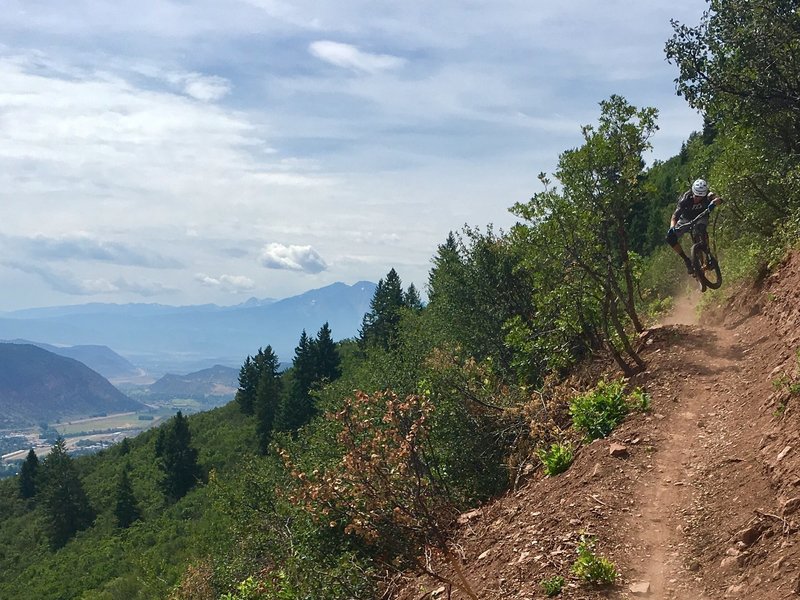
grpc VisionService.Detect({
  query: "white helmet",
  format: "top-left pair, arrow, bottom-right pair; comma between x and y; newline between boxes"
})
692,178 -> 709,196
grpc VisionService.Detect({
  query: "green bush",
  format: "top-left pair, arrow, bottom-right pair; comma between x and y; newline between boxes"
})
536,442 -> 574,476
571,535 -> 617,586
569,380 -> 629,440
540,575 -> 565,596
627,387 -> 651,412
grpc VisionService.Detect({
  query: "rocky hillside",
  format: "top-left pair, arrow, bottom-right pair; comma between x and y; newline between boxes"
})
395,251 -> 800,599
144,364 -> 239,402
0,343 -> 145,427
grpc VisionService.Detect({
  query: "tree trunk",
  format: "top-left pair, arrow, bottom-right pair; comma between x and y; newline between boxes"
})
608,297 -> 645,371
615,225 -> 644,332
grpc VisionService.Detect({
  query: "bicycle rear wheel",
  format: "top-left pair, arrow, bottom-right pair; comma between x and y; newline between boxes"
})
691,243 -> 722,289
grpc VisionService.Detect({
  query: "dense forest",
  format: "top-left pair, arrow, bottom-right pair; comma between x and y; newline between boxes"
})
1,2 -> 798,598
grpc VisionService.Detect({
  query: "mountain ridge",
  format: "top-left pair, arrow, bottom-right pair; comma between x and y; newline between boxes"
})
0,281 -> 377,374
0,343 -> 145,428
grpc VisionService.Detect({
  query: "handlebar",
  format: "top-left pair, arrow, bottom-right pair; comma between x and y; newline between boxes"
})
673,206 -> 713,234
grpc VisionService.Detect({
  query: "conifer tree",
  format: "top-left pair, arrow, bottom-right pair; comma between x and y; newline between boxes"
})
254,345 -> 281,454
275,331 -> 316,432
41,438 -> 95,549
360,268 -> 406,349
313,322 -> 341,383
114,463 -> 141,529
18,448 -> 39,499
155,411 -> 201,502
403,283 -> 424,311
235,355 -> 258,415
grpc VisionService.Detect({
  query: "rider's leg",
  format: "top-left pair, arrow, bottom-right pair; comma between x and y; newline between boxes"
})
666,228 -> 693,274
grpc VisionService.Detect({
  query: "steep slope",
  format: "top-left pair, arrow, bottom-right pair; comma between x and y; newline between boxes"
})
144,364 -> 239,401
2,339 -> 141,380
0,343 -> 145,427
395,252 -> 800,599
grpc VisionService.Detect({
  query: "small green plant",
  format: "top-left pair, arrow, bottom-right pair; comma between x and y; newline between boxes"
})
571,535 -> 617,586
537,442 -> 574,476
627,387 -> 651,412
540,575 -> 565,596
220,577 -> 267,600
774,398 -> 789,417
569,379 -> 629,440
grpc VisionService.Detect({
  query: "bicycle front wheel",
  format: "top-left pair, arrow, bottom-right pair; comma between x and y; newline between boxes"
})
691,243 -> 722,289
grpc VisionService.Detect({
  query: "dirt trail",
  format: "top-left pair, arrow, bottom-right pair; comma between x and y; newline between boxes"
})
620,319 -> 762,599
395,255 -> 800,600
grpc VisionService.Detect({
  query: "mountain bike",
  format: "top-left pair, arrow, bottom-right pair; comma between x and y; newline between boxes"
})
674,206 -> 722,292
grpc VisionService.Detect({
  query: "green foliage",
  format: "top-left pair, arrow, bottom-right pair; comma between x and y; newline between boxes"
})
219,577 -> 267,600
540,575 -> 565,596
254,346 -> 281,454
667,1 -> 800,234
571,535 -> 617,585
536,442 -> 574,477
114,463 -> 141,529
155,411 -> 202,502
627,387 -> 651,412
18,447 -> 39,499
427,227 -> 539,382
569,379 -> 629,440
41,438 -> 96,549
512,96 -> 655,376
360,268 -> 406,350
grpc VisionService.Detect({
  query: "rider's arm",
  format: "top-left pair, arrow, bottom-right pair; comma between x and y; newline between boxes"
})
670,204 -> 683,228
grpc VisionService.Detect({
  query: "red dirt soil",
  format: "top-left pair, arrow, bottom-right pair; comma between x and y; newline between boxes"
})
393,251 -> 800,599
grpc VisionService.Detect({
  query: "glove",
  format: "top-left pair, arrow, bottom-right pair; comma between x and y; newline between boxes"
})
668,226 -> 675,235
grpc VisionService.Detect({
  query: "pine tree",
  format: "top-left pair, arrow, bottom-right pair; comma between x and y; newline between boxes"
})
155,411 -> 201,501
254,345 -> 281,454
360,268 -> 406,349
114,463 -> 141,529
18,448 -> 39,499
117,437 -> 131,456
313,322 -> 341,383
41,438 -> 95,549
275,331 -> 316,432
403,283 -> 424,311
235,355 -> 258,415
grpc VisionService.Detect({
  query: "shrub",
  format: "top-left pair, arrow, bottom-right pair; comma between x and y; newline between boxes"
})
540,575 -> 565,596
571,535 -> 617,586
569,380 -> 629,440
627,387 -> 651,412
536,442 -> 574,476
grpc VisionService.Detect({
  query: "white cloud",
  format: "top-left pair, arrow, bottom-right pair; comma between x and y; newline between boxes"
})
309,41 -> 406,74
259,243 -> 327,273
195,272 -> 256,292
4,232 -> 181,268
4,260 -> 170,297
180,74 -> 231,102
0,1 -> 708,311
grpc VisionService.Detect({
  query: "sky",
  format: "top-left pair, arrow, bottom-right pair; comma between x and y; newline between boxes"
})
0,0 -> 707,312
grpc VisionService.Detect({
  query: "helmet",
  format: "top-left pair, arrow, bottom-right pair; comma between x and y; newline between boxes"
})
692,179 -> 709,197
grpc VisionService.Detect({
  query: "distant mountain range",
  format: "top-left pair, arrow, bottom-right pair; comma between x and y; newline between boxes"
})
0,281 -> 376,374
0,343 -> 145,428
1,339 -> 142,381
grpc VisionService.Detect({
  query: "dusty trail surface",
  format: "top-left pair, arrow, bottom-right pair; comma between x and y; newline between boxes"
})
395,253 -> 800,599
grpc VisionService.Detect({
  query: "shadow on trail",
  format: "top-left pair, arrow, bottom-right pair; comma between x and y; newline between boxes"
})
644,325 -> 747,364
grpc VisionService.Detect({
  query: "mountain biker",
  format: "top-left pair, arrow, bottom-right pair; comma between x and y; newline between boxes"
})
665,179 -> 723,275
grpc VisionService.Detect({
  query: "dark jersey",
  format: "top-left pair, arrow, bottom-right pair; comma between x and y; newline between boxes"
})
672,190 -> 717,222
